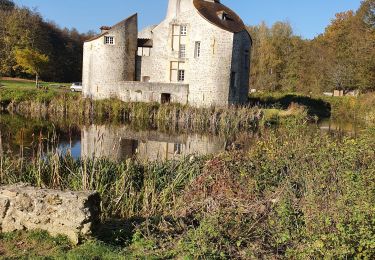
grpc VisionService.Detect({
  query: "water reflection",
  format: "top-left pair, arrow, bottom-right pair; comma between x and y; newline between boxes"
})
81,125 -> 226,161
319,119 -> 362,136
0,113 -> 229,161
1,113 -> 363,162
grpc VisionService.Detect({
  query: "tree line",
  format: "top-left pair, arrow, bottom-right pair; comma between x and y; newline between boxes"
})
0,0 -> 374,92
0,0 -> 94,83
248,0 -> 375,93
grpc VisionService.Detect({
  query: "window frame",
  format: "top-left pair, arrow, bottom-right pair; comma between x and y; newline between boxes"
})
179,44 -> 186,58
178,69 -> 185,82
172,24 -> 188,51
170,61 -> 185,83
104,36 -> 115,45
180,25 -> 187,36
194,41 -> 201,58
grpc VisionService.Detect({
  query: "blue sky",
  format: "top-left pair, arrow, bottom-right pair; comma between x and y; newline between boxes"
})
14,0 -> 363,39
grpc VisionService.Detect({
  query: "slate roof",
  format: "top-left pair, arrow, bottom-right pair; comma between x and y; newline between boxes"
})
193,0 -> 246,33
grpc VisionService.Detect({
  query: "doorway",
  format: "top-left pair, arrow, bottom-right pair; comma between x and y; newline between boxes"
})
161,93 -> 171,104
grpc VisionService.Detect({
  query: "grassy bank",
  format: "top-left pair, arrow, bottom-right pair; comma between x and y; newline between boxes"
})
250,91 -> 375,125
0,119 -> 374,259
0,78 -> 73,103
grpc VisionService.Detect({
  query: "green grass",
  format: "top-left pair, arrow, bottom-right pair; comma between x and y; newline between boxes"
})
0,78 -> 77,103
0,118 -> 374,259
0,230 -> 128,259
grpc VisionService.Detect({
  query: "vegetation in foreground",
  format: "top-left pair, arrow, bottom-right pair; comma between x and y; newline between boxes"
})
0,117 -> 374,259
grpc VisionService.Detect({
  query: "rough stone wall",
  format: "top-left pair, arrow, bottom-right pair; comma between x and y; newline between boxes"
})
83,0 -> 252,108
81,125 -> 225,161
0,184 -> 100,244
139,3 -> 238,107
89,81 -> 189,104
82,14 -> 138,98
229,30 -> 252,104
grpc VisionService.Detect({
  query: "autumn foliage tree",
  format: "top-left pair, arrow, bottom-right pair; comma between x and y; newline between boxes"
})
0,0 -> 93,82
13,48 -> 49,86
248,0 -> 375,94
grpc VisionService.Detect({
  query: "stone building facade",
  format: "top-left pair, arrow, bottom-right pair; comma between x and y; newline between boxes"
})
82,0 -> 252,107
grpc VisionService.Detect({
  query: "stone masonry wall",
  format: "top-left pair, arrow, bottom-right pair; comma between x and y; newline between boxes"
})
82,14 -> 138,98
0,184 -> 100,244
91,81 -> 189,104
139,6 -> 236,107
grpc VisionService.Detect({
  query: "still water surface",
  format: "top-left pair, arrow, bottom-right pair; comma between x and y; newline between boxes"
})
0,113 -> 361,161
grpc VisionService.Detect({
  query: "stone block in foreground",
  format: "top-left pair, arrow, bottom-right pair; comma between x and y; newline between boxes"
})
0,184 -> 100,244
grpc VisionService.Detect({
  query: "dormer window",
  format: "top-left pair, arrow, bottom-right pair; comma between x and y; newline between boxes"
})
217,11 -> 233,21
104,36 -> 115,45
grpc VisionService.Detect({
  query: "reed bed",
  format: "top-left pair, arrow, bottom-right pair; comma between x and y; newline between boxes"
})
6,96 -> 263,134
0,119 -> 374,258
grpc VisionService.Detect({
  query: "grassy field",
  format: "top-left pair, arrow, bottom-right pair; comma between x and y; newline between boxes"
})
0,78 -> 76,103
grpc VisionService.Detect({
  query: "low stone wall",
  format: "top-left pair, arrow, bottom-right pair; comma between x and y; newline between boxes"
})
84,81 -> 189,105
0,184 -> 100,244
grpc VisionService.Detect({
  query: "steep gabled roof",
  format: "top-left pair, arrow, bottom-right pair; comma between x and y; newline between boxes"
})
193,0 -> 246,33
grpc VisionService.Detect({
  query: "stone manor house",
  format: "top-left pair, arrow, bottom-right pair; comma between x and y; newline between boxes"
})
82,0 -> 252,107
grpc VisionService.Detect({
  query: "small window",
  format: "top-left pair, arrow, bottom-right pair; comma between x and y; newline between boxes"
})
178,70 -> 185,82
218,11 -> 233,21
194,41 -> 201,58
174,143 -> 182,154
179,44 -> 186,58
104,36 -> 115,45
137,47 -> 151,56
180,25 -> 187,36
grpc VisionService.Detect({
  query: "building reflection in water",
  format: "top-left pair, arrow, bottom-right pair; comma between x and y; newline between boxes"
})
81,125 -> 226,161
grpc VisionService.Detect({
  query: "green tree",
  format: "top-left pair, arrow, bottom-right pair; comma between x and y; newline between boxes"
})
13,48 -> 49,86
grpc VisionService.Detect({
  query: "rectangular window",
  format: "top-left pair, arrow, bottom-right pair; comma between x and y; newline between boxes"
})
172,25 -> 187,51
172,25 -> 180,51
179,44 -> 186,58
174,143 -> 182,154
104,36 -> 114,45
178,70 -> 185,82
137,47 -> 151,56
194,41 -> 201,58
180,25 -> 187,36
170,61 -> 185,82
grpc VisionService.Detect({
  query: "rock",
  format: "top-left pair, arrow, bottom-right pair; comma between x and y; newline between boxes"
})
0,184 -> 100,244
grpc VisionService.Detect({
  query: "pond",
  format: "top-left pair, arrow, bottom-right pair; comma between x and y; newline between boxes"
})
0,113 -> 257,161
0,113 -> 361,162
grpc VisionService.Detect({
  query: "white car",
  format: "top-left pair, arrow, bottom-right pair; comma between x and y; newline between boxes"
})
70,82 -> 82,92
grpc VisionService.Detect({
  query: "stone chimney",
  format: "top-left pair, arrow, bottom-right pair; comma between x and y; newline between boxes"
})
100,26 -> 111,33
